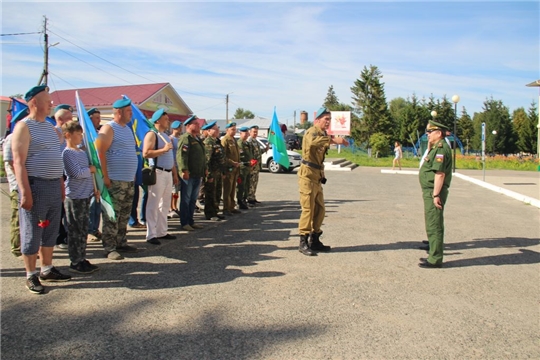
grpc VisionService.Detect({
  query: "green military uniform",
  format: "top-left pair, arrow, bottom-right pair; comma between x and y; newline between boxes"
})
419,129 -> 453,266
177,133 -> 206,177
298,124 -> 331,237
204,136 -> 225,218
237,137 -> 254,208
221,133 -> 240,213
247,136 -> 263,203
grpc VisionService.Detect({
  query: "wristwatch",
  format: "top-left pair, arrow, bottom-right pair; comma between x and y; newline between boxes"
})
433,194 -> 440,198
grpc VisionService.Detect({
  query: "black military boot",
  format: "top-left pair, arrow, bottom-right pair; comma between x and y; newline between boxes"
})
309,231 -> 331,252
299,234 -> 316,256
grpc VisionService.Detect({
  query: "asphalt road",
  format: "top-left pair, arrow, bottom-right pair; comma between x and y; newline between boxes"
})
1,168 -> 539,359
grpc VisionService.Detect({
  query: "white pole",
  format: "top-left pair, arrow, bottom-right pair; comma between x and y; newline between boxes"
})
482,122 -> 486,181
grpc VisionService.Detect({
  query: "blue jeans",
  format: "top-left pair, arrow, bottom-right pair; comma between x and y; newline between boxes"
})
88,195 -> 102,234
180,177 -> 201,226
129,185 -> 148,226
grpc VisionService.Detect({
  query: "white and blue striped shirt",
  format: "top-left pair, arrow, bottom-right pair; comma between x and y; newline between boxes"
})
63,147 -> 94,199
22,118 -> 63,179
106,121 -> 138,182
149,131 -> 174,170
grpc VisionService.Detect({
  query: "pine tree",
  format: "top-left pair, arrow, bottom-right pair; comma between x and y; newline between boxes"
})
350,65 -> 392,148
481,97 -> 514,154
457,107 -> 474,154
527,101 -> 538,155
323,85 -> 340,109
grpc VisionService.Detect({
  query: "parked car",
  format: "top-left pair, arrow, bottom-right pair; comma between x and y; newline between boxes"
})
234,136 -> 302,173
285,134 -> 301,150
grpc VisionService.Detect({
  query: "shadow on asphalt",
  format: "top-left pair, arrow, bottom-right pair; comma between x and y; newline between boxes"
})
332,237 -> 540,268
0,299 -> 324,360
0,200 -> 305,291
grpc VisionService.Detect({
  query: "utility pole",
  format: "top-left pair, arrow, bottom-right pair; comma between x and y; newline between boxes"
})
226,93 -> 229,123
293,110 -> 296,131
37,16 -> 49,86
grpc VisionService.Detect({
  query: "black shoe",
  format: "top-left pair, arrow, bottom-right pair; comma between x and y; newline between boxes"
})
26,274 -> 44,294
83,260 -> 99,273
147,238 -> 161,245
299,235 -> 316,256
223,210 -> 233,216
216,214 -> 225,219
255,200 -> 261,204
117,245 -> 138,252
159,234 -> 176,240
418,245 -> 429,251
239,203 -> 249,210
248,200 -> 256,205
70,261 -> 98,274
309,232 -> 331,252
422,240 -> 429,245
418,259 -> 442,268
40,267 -> 72,282
231,209 -> 242,214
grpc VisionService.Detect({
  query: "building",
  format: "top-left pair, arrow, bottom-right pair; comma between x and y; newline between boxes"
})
49,83 -> 193,123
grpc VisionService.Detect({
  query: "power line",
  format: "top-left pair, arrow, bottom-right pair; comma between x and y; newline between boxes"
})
52,47 -> 136,85
1,31 -> 42,36
46,24 -> 222,100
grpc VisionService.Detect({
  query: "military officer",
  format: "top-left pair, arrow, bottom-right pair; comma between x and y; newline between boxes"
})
236,126 -> 254,210
177,115 -> 206,231
298,107 -> 349,256
221,122 -> 241,215
418,120 -> 453,268
203,121 -> 225,220
247,125 -> 267,205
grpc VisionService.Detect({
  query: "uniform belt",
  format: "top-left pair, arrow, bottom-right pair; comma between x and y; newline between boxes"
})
301,160 -> 322,170
155,167 -> 172,172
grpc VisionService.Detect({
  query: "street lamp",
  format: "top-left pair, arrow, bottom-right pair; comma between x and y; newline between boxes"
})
525,80 -> 540,171
451,95 -> 460,172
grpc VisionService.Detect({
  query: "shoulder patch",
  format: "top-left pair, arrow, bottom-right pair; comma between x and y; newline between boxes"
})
435,154 -> 444,162
182,144 -> 189,152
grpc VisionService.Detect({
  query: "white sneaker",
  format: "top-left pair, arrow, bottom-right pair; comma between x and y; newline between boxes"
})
168,211 -> 179,219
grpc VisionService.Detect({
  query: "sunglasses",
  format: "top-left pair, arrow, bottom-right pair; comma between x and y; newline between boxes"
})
425,129 -> 438,134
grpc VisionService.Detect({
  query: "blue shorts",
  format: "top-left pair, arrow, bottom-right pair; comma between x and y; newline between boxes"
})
19,177 -> 62,255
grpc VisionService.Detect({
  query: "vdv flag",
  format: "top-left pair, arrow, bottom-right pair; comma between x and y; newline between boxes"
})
75,91 -> 116,221
268,107 -> 289,169
10,98 -> 56,132
123,95 -> 156,186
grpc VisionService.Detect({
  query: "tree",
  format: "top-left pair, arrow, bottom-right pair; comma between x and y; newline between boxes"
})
480,97 -> 514,154
398,94 -> 430,147
369,132 -> 390,158
457,107 -> 474,154
233,108 -> 255,119
528,101 -> 539,156
512,102 -> 537,154
350,65 -> 392,151
323,85 -> 340,109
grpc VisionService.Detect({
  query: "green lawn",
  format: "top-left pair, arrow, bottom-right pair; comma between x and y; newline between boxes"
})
327,148 -> 539,171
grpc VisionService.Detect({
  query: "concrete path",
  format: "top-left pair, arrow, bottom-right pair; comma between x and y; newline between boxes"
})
1,168 -> 538,359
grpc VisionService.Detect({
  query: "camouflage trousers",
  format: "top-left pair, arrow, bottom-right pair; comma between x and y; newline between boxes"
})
247,167 -> 260,201
204,172 -> 220,218
10,190 -> 21,256
223,168 -> 239,211
102,180 -> 135,253
64,197 -> 90,264
216,174 -> 223,210
236,168 -> 251,204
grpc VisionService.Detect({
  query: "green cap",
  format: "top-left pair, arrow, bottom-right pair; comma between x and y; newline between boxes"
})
427,120 -> 449,131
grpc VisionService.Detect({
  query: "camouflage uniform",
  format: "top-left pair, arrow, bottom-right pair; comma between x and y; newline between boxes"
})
236,138 -> 254,206
64,197 -> 90,264
204,136 -> 225,218
247,137 -> 262,202
221,134 -> 240,212
10,190 -> 21,256
102,180 -> 135,252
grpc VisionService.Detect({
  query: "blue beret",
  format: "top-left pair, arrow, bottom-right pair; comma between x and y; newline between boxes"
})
87,108 -> 100,116
54,104 -> 73,113
171,120 -> 181,129
184,115 -> 197,126
249,125 -> 259,130
315,107 -> 330,119
201,121 -> 217,131
239,126 -> 249,132
24,85 -> 48,102
151,108 -> 167,123
112,98 -> 131,109
225,122 -> 236,129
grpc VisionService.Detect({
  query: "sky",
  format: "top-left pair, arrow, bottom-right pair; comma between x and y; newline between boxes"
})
1,1 -> 538,124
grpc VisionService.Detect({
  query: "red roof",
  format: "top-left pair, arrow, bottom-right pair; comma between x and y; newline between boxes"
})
49,83 -> 169,107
